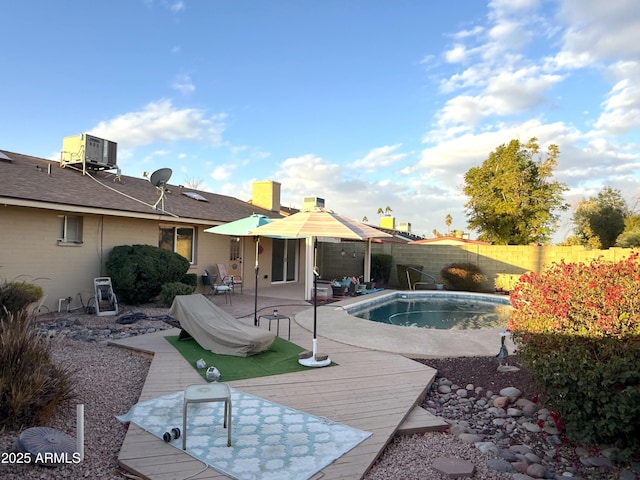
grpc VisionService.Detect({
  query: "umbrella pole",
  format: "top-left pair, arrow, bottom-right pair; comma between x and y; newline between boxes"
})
253,236 -> 259,326
299,237 -> 331,367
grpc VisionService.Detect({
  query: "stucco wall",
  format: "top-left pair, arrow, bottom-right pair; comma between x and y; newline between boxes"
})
0,206 -> 248,313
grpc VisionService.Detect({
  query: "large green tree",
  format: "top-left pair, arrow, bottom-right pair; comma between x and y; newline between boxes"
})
463,138 -> 568,245
572,186 -> 628,249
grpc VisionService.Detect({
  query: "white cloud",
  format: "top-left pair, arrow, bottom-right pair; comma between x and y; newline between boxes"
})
488,0 -> 539,18
485,68 -> 563,113
557,0 -> 640,64
141,149 -> 171,163
439,65 -> 490,93
435,95 -> 488,128
445,44 -> 468,64
172,75 -> 195,95
168,1 -> 184,13
594,78 -> 640,136
352,145 -> 407,172
90,99 -> 226,148
210,165 -> 234,181
450,26 -> 484,40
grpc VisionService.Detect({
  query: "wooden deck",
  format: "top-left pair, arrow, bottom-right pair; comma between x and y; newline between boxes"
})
111,299 -> 444,480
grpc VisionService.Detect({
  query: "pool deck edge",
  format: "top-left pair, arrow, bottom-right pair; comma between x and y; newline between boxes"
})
295,290 -> 516,358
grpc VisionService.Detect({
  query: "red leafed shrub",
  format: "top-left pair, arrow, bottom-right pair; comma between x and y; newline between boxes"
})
508,253 -> 640,451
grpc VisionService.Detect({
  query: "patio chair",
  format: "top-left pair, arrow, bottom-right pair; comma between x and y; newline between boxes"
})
216,264 -> 243,294
203,270 -> 232,304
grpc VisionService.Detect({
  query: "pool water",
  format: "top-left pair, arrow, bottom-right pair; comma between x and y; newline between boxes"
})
352,295 -> 512,329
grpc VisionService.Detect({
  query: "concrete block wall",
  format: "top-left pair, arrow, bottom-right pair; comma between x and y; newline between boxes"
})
367,243 -> 636,290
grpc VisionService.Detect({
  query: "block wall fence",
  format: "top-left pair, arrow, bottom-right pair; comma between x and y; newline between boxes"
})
319,242 -> 637,291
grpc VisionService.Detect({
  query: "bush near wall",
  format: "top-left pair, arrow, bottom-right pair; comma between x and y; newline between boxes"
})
440,262 -> 485,292
106,244 -> 190,305
158,282 -> 195,307
371,254 -> 392,284
0,308 -> 74,428
508,253 -> 640,451
0,281 -> 43,319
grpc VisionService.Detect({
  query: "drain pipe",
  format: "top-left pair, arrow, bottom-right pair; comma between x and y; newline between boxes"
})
77,404 -> 84,461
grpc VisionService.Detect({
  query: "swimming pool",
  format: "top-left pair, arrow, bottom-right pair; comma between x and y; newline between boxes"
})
346,291 -> 511,330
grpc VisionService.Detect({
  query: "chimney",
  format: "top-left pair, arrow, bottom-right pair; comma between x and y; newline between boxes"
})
380,216 -> 396,229
252,181 -> 281,212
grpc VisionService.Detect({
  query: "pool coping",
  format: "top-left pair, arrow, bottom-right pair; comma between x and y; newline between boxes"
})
294,290 -> 516,358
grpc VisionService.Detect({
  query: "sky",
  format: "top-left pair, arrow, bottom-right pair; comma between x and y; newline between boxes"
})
1,0 -> 639,243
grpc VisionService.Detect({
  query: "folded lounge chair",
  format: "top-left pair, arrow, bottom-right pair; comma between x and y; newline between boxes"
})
170,294 -> 275,357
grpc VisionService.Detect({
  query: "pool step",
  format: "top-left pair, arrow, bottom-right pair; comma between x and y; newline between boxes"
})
397,405 -> 449,435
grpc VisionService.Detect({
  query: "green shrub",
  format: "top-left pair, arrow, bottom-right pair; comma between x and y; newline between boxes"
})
157,282 -> 195,307
106,244 -> 190,305
440,262 -> 485,291
0,281 -> 43,318
0,309 -> 74,428
509,254 -> 640,451
371,254 -> 392,284
181,273 -> 197,288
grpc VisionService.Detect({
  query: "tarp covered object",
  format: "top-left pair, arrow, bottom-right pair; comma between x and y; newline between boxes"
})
169,294 -> 275,357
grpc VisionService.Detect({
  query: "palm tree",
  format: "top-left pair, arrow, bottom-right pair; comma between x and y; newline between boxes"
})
362,216 -> 369,223
377,207 -> 384,216
445,214 -> 452,235
385,206 -> 393,216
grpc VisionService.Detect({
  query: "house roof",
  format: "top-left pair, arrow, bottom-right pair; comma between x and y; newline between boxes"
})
0,150 -> 280,225
409,236 -> 491,245
370,225 -> 424,243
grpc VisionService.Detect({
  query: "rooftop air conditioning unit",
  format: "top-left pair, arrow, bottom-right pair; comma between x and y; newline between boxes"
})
303,196 -> 325,210
61,134 -> 117,171
398,222 -> 412,232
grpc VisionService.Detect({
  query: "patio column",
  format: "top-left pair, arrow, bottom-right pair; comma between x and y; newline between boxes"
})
363,238 -> 372,283
304,237 -> 314,301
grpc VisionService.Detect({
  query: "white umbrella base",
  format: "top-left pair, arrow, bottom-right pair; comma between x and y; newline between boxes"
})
299,356 -> 331,368
298,339 -> 331,367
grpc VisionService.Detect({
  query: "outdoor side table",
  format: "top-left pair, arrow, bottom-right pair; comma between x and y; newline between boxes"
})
182,383 -> 232,450
258,313 -> 291,340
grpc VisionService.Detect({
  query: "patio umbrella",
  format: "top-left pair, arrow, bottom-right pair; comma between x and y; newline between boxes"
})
205,214 -> 274,326
250,207 -> 392,367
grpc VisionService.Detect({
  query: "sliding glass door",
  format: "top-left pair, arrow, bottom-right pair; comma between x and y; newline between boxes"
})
271,238 -> 298,283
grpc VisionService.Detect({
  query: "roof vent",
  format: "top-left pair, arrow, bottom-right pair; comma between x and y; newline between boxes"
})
61,134 -> 117,173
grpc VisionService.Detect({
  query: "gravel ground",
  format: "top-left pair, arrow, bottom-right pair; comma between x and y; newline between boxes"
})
365,432 -> 513,480
1,308 -> 636,480
0,318 -> 153,480
1,330 -> 512,480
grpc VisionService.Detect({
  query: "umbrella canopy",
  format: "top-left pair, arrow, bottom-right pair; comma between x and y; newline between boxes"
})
250,207 -> 392,368
248,207 -> 391,240
204,214 -> 273,236
205,214 -> 275,326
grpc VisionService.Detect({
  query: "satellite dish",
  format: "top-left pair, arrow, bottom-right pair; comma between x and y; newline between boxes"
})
150,168 -> 172,187
150,168 -> 172,211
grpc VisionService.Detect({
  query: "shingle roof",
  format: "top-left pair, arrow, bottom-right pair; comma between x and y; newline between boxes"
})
0,150 -> 280,224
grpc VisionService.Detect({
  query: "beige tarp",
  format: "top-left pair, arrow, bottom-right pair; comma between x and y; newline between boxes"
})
169,294 -> 275,357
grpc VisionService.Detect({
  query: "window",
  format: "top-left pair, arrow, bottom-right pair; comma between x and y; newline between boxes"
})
229,236 -> 241,261
57,215 -> 83,243
159,226 -> 195,263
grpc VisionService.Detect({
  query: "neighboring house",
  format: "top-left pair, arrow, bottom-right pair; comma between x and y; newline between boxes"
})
0,148 -> 286,313
409,236 -> 491,246
371,226 -> 423,243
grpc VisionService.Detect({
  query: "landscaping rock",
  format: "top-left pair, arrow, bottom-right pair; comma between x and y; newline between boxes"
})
432,457 -> 475,478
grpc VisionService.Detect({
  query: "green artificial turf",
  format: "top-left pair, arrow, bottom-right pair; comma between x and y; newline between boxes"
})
165,335 -> 331,382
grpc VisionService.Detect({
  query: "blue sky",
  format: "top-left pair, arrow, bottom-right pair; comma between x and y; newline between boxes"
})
2,0 -> 639,242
